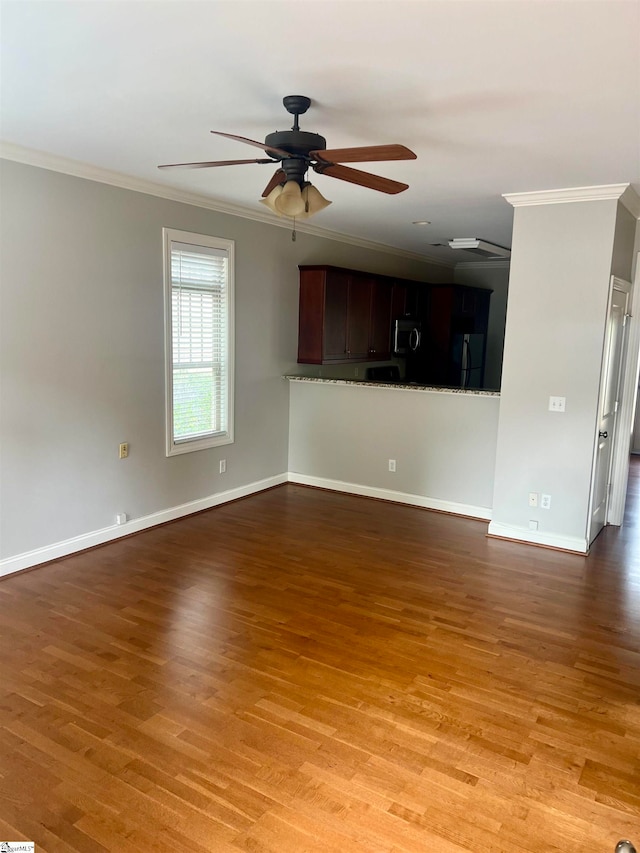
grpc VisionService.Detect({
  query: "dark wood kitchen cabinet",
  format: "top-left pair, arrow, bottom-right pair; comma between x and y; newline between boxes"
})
346,275 -> 372,359
367,276 -> 393,358
297,265 -> 395,364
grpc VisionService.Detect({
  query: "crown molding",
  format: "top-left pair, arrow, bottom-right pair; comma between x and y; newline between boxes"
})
0,141 -> 453,268
503,183 -> 632,209
455,259 -> 511,271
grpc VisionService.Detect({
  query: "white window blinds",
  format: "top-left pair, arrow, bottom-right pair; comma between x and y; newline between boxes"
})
164,231 -> 234,455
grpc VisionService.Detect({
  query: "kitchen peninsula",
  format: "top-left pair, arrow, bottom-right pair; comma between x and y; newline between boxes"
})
285,375 -> 500,521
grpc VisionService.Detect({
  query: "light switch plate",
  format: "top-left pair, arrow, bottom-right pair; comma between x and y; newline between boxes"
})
549,396 -> 566,412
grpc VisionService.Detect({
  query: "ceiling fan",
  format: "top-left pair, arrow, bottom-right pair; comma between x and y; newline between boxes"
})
158,96 -> 417,219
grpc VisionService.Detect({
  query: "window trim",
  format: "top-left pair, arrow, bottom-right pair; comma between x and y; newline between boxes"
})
163,227 -> 235,457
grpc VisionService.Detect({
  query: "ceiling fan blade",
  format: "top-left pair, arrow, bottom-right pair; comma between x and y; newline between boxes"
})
311,144 -> 416,164
261,169 -> 287,197
211,131 -> 292,159
158,158 -> 274,170
314,163 -> 409,194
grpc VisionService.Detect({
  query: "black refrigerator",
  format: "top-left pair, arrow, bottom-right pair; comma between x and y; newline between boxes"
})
451,333 -> 486,389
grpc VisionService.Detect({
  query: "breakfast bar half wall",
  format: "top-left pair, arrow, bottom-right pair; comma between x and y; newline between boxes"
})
286,377 -> 500,519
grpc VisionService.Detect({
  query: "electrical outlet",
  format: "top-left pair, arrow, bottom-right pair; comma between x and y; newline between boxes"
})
529,520 -> 539,531
528,492 -> 538,507
116,512 -> 127,525
388,459 -> 396,472
549,396 -> 566,412
541,494 -> 551,509
219,459 -> 226,474
119,442 -> 129,459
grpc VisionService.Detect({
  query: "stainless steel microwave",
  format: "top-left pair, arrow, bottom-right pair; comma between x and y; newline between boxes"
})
393,318 -> 422,356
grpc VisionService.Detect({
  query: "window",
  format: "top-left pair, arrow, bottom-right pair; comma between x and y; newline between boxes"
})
163,228 -> 234,455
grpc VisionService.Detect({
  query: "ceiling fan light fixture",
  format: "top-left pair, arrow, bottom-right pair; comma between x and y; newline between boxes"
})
274,180 -> 307,217
259,184 -> 284,214
297,184 -> 332,219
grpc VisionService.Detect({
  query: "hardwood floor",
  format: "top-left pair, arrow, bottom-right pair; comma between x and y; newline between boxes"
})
1,476 -> 639,852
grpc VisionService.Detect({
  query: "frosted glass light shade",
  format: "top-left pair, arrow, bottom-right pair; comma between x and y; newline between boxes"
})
259,181 -> 331,220
298,184 -> 332,218
274,181 -> 306,217
259,184 -> 284,215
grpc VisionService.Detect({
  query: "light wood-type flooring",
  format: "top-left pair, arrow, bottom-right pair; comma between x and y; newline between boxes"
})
1,466 -> 640,852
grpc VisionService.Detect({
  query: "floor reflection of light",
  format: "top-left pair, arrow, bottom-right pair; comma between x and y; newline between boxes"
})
159,568 -> 239,668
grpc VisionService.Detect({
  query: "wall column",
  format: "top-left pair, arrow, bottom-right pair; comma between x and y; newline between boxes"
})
489,184 -> 639,552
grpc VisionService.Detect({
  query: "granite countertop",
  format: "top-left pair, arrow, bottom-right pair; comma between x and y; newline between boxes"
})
283,375 -> 500,397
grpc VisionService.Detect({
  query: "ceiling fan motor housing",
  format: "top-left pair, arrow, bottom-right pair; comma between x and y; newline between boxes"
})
266,130 -> 327,185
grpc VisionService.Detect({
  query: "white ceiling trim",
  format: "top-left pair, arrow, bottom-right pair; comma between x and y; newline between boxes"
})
0,141 -> 453,268
503,184 -> 632,209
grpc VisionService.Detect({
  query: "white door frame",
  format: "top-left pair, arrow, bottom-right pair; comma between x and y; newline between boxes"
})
586,275 -> 631,544
607,254 -> 640,525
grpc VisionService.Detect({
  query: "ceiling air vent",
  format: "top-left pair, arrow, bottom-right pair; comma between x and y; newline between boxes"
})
448,238 -> 511,259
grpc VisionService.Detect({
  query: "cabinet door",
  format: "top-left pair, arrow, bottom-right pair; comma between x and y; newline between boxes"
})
391,280 -> 409,319
473,288 -> 491,336
368,278 -> 392,359
452,286 -> 489,334
457,286 -> 477,317
298,268 -> 328,363
427,286 -> 455,383
346,275 -> 371,359
323,271 -> 349,359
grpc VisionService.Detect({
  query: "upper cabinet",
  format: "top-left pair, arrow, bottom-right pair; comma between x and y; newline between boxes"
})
298,265 -> 398,364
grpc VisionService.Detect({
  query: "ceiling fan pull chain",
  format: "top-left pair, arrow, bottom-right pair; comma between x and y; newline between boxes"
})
291,219 -> 297,242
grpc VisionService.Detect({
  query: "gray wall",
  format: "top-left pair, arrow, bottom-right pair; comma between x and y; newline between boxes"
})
0,159 -> 450,561
489,198 -> 622,549
611,202 -> 637,281
288,381 -> 500,514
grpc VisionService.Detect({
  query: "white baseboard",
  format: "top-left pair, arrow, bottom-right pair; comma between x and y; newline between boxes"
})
288,473 -> 492,520
0,473 -> 288,578
487,521 -> 589,554
2,475 -> 589,579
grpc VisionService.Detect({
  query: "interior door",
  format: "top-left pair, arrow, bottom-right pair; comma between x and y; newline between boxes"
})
588,277 -> 630,544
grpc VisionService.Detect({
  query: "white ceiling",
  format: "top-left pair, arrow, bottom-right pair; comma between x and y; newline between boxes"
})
1,0 -> 639,264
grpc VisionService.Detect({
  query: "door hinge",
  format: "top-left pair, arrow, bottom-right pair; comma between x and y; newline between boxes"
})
614,400 -> 619,413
